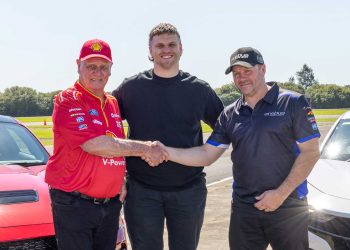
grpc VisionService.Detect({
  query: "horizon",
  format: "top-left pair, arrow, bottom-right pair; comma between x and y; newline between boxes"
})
1,0 -> 349,93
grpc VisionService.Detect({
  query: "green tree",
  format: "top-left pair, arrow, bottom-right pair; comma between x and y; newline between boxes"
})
0,92 -> 5,115
288,76 -> 295,83
37,90 -> 60,115
307,84 -> 350,108
215,83 -> 240,106
0,86 -> 39,116
277,82 -> 305,94
296,64 -> 318,89
0,87 -> 60,116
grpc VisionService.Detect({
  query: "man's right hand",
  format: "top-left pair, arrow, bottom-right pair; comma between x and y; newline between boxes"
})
142,141 -> 169,167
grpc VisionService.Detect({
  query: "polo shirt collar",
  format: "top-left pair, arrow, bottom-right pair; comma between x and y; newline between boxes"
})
236,82 -> 279,112
263,83 -> 279,104
74,81 -> 108,102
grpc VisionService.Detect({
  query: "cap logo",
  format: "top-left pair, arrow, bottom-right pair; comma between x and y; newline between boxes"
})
232,53 -> 249,61
91,42 -> 102,52
257,55 -> 264,64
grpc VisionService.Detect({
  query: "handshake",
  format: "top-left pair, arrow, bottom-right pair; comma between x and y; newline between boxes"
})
142,141 -> 169,167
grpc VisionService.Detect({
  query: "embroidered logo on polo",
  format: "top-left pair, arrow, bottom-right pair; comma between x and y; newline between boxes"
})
70,112 -> 86,117
72,91 -> 82,101
106,130 -> 117,138
308,117 -> 316,123
264,112 -> 286,117
304,107 -> 317,124
69,107 -> 82,112
92,119 -> 103,125
111,113 -> 120,118
76,116 -> 84,123
303,106 -> 313,114
102,158 -> 125,166
88,109 -> 99,116
78,124 -> 88,130
307,111 -> 314,116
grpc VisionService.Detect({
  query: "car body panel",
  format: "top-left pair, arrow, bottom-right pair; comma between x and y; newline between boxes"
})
308,231 -> 332,250
0,165 -> 53,228
0,116 -> 54,244
308,159 -> 350,200
308,182 -> 350,219
0,115 -> 127,249
308,111 -> 350,248
0,224 -> 54,242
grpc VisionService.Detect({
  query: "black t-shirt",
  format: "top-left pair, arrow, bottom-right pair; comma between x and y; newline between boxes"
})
208,84 -> 320,203
112,69 -> 224,191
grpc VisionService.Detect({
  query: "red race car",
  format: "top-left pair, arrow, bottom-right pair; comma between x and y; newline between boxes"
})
0,115 -> 127,249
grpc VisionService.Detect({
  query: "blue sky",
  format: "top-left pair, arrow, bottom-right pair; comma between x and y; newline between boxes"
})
1,0 -> 349,93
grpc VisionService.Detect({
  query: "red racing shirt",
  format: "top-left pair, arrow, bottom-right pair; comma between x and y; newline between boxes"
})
45,81 -> 126,198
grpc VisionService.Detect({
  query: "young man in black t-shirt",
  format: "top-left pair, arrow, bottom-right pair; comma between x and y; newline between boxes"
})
112,23 -> 223,250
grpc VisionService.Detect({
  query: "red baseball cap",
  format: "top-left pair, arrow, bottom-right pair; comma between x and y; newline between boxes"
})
79,39 -> 112,62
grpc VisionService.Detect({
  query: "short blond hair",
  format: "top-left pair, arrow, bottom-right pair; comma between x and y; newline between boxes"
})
148,23 -> 181,46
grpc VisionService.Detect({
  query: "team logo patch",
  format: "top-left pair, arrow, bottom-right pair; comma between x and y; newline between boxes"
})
305,107 -> 316,124
102,158 -> 125,166
69,107 -> 82,113
92,119 -> 103,125
76,116 -> 84,123
116,121 -> 122,128
111,113 -> 120,118
308,117 -> 316,123
106,130 -> 117,138
307,111 -> 314,116
312,123 -> 318,131
72,91 -> 82,101
88,109 -> 99,116
78,124 -> 88,130
91,42 -> 102,52
70,112 -> 86,117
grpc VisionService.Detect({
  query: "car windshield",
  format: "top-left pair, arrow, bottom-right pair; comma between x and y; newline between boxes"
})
321,118 -> 350,162
0,122 -> 49,166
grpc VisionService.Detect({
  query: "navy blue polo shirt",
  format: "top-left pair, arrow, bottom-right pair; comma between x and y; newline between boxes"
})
207,84 -> 320,203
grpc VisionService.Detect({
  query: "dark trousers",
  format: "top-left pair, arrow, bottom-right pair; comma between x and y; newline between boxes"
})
124,178 -> 207,250
49,188 -> 122,250
229,197 -> 309,250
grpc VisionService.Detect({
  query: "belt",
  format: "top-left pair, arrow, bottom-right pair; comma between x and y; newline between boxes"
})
71,191 -> 118,205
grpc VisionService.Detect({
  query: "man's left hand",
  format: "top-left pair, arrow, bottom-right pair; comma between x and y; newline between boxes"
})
119,181 -> 127,202
254,189 -> 287,212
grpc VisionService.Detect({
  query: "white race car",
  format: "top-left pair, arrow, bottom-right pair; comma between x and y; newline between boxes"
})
308,111 -> 350,250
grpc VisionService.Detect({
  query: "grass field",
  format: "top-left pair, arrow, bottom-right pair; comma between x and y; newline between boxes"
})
313,109 -> 348,116
16,116 -> 52,123
18,109 -> 346,146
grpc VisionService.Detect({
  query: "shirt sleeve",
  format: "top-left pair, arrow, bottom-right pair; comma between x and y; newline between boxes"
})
111,82 -> 125,119
52,90 -> 101,149
202,87 -> 224,129
292,95 -> 321,143
206,109 -> 230,149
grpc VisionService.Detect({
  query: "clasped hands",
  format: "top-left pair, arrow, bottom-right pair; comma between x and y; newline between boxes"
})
142,141 -> 169,167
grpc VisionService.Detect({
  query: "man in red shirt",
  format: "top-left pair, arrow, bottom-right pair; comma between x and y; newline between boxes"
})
45,39 -> 166,250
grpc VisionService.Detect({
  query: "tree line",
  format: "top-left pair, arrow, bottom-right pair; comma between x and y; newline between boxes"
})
0,65 -> 349,117
215,64 -> 350,108
0,87 -> 60,116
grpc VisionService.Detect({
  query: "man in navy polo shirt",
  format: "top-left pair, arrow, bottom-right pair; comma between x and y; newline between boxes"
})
155,47 -> 321,250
